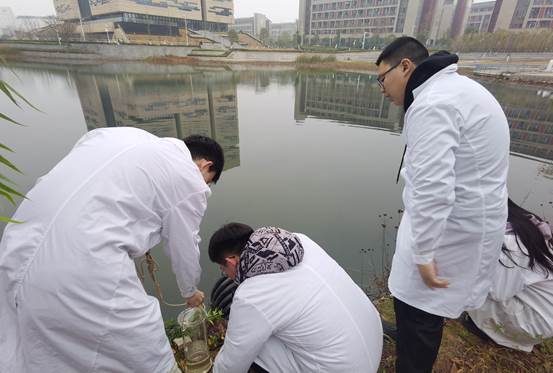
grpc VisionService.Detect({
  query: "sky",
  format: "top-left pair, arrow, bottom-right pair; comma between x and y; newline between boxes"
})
1,0 -> 301,22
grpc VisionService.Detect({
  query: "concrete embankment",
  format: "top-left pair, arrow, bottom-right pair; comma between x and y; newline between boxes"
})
2,41 -> 552,85
0,41 -> 193,64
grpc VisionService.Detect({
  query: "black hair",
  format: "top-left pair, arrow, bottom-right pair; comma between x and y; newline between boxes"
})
209,223 -> 254,265
500,198 -> 553,276
376,36 -> 429,67
183,135 -> 225,184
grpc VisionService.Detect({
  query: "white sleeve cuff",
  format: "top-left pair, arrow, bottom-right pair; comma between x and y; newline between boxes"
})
412,252 -> 434,265
180,287 -> 197,299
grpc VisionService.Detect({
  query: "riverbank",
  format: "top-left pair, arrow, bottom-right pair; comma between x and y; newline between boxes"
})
165,296 -> 553,372
2,41 -> 553,85
375,296 -> 553,373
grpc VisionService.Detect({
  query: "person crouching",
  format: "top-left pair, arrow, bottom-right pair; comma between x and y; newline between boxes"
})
209,223 -> 383,373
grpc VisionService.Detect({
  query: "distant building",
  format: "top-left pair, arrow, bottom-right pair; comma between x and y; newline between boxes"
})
270,21 -> 298,39
228,13 -> 270,38
54,0 -> 233,39
490,0 -> 553,31
298,0 -> 426,46
0,7 -> 16,36
418,0 -> 472,44
465,1 -> 495,33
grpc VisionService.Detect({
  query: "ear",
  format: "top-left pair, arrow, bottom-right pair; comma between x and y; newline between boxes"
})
401,59 -> 415,77
202,160 -> 214,171
196,159 -> 213,171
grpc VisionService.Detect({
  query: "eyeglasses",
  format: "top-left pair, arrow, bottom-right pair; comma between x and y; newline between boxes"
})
377,61 -> 401,89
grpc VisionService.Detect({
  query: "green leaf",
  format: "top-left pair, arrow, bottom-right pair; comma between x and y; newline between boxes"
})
0,112 -> 23,126
0,81 -> 20,108
0,155 -> 22,173
1,81 -> 41,112
0,172 -> 16,185
0,142 -> 14,152
0,181 -> 25,199
0,216 -> 23,224
0,189 -> 16,205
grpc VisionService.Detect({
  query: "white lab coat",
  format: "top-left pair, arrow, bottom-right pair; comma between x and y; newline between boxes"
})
389,64 -> 510,318
0,127 -> 210,373
468,232 -> 553,351
213,234 -> 383,373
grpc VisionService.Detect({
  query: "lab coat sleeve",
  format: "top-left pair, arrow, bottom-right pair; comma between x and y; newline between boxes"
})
406,101 -> 460,264
214,297 -> 273,373
489,236 -> 526,301
161,190 -> 208,298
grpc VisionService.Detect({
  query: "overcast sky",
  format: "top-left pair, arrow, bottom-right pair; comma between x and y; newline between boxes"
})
1,0 -> 300,22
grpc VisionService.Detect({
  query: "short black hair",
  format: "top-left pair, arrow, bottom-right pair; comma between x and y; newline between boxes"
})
376,36 -> 429,67
183,135 -> 225,184
209,223 -> 254,265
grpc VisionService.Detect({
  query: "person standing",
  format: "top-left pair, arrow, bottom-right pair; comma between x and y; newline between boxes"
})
0,127 -> 224,373
376,37 -> 510,372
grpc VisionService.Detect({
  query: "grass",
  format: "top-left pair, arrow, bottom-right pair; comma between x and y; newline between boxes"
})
296,55 -> 337,64
375,296 -> 553,373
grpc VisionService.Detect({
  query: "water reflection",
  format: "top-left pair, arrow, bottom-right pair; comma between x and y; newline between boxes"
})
295,72 -> 403,131
73,71 -> 240,170
65,67 -> 553,164
294,72 -> 553,163
482,82 -> 553,162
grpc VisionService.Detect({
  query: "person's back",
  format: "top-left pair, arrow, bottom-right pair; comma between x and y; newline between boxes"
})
468,200 -> 553,351
0,127 -> 212,373
218,232 -> 382,373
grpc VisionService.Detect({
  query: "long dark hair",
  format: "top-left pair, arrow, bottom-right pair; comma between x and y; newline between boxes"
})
501,198 -> 553,276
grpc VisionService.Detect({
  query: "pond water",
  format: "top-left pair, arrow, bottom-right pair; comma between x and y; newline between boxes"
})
1,62 -> 552,319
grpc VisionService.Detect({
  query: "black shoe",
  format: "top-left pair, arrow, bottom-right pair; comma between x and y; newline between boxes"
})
459,312 -> 493,343
382,319 -> 398,342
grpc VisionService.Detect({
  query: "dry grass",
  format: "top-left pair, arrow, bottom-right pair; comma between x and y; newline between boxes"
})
146,55 -> 377,72
375,296 -> 553,373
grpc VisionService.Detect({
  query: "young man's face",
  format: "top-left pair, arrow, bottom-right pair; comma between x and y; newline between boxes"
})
219,255 -> 239,280
376,58 -> 415,107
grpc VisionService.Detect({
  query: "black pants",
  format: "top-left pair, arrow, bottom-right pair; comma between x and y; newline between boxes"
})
394,298 -> 444,373
249,363 -> 269,373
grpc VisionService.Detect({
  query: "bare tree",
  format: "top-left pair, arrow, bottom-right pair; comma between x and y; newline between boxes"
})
43,16 -> 76,42
228,29 -> 239,43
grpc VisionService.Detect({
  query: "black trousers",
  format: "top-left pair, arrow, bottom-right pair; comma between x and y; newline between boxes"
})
249,363 -> 269,373
394,298 -> 444,373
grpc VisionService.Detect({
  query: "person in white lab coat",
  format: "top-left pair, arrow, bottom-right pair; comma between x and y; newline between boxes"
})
466,198 -> 553,352
208,223 -> 383,373
0,127 -> 224,373
376,37 -> 510,372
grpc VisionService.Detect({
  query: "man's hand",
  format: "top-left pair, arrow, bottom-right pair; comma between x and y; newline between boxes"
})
417,260 -> 449,289
186,290 -> 205,307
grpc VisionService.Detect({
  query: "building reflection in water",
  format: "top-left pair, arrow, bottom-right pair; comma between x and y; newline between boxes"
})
483,84 -> 553,162
72,68 -> 553,168
295,72 -> 553,163
294,72 -> 403,132
73,71 -> 240,170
